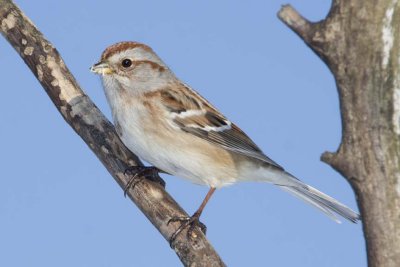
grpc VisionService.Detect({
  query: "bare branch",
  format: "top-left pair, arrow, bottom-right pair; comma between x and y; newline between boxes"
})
280,1 -> 400,266
278,5 -> 313,42
0,0 -> 225,266
278,5 -> 333,66
320,151 -> 336,166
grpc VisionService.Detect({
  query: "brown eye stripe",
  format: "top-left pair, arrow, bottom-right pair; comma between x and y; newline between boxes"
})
133,60 -> 166,71
101,41 -> 153,60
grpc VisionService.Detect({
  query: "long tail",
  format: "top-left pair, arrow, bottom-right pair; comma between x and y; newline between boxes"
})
249,166 -> 360,223
279,181 -> 360,223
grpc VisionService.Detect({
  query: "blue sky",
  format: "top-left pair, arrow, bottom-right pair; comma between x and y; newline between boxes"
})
0,1 -> 365,266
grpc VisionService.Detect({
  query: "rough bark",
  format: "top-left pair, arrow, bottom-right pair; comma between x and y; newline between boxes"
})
279,1 -> 400,267
0,1 -> 225,266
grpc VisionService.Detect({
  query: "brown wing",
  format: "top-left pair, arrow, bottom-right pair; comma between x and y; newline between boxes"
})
153,84 -> 284,170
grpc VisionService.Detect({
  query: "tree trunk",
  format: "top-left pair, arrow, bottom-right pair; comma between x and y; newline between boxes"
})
279,1 -> 400,266
0,0 -> 225,266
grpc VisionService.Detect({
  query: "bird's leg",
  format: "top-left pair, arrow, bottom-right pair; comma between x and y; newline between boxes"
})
168,187 -> 216,246
123,166 -> 166,197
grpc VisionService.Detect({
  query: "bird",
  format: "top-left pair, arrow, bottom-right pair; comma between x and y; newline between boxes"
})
91,41 -> 360,243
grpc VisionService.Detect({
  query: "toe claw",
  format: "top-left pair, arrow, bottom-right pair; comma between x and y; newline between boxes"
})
123,173 -> 140,197
123,166 -> 166,196
168,214 -> 206,247
167,216 -> 189,225
198,221 -> 207,235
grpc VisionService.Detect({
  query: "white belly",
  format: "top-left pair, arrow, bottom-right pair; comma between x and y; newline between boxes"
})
114,103 -> 238,188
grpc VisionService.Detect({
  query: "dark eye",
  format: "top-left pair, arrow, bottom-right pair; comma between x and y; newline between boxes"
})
121,58 -> 132,68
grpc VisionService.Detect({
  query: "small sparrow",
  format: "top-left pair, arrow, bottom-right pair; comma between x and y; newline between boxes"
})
91,41 -> 360,242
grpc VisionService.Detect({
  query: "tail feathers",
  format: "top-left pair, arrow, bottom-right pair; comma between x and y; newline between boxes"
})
280,184 -> 360,223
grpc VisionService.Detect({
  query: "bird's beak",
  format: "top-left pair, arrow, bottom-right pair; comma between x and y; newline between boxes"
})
90,61 -> 113,75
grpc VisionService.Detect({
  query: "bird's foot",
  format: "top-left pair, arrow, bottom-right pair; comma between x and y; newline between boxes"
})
123,166 -> 166,197
167,212 -> 207,247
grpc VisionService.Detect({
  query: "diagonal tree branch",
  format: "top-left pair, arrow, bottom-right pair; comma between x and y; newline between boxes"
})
0,0 -> 225,266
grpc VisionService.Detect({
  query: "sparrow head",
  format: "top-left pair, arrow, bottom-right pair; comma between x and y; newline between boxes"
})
91,41 -> 175,94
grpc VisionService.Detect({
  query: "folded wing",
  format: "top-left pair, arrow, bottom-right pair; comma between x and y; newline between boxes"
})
156,83 -> 283,170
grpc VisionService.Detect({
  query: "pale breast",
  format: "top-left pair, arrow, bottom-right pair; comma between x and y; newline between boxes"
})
115,97 -> 240,188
